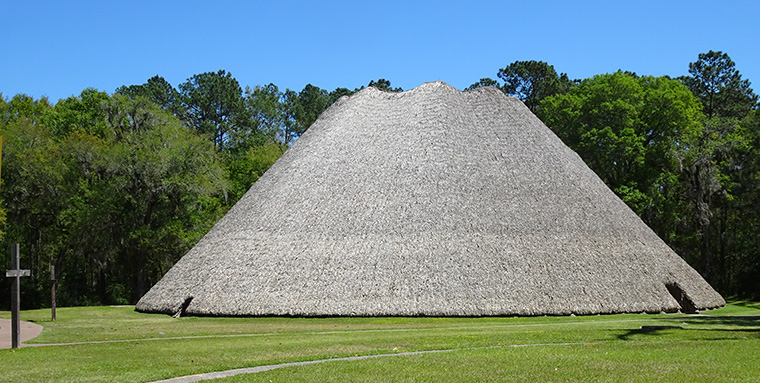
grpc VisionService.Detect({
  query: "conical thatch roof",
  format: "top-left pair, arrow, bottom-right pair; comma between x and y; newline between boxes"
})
136,81 -> 724,317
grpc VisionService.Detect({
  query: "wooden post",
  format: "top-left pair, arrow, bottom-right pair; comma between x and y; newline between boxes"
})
6,243 -> 30,349
50,265 -> 57,321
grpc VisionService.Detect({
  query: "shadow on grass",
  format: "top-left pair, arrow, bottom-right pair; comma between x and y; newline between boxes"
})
676,315 -> 760,327
616,326 -> 682,341
616,315 -> 760,341
727,300 -> 760,310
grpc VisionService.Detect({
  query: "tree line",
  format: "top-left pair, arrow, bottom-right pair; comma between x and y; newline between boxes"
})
1,51 -> 758,309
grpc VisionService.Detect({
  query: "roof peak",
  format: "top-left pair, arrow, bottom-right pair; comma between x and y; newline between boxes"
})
348,81 -> 506,103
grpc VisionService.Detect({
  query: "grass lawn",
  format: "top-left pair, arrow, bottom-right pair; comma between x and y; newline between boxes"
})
0,301 -> 758,382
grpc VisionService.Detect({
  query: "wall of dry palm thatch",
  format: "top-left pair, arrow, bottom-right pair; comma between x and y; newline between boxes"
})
136,81 -> 724,317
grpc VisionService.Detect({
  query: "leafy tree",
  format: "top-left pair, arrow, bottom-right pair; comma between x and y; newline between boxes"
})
245,83 -> 284,143
1,91 -> 228,306
0,93 -> 55,249
731,110 -> 760,296
45,88 -> 111,137
2,94 -> 53,124
99,96 -> 228,298
178,70 -> 249,151
673,51 -> 759,295
226,140 -> 286,201
499,60 -> 574,112
365,79 -> 402,92
281,84 -> 331,143
466,78 -> 500,91
1,114 -> 68,306
329,87 -> 354,104
0,93 -> 7,120
278,80 -> 399,144
115,75 -> 181,116
676,116 -> 746,290
351,79 -> 403,93
540,72 -> 704,242
281,89 -> 303,145
295,84 -> 331,128
681,51 -> 758,119
684,113 -> 760,296
0,95 -> 5,236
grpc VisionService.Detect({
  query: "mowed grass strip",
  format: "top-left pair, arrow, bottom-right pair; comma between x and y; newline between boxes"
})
0,302 -> 758,383
214,339 -> 760,383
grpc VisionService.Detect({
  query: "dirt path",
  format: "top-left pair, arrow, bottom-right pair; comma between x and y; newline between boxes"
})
0,319 -> 44,349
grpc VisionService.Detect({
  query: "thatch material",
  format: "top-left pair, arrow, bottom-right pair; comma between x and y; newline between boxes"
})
136,81 -> 724,317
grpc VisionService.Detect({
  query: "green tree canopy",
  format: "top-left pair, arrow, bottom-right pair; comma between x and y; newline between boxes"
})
498,60 -> 574,112
365,79 -> 402,92
115,75 -> 181,116
681,50 -> 758,119
1,94 -> 53,125
295,84 -> 330,128
328,87 -> 354,104
732,110 -> 760,295
465,78 -> 500,91
540,72 -> 704,225
226,140 -> 286,201
1,91 -> 228,306
245,83 -> 285,143
670,51 -> 759,295
281,84 -> 331,144
45,88 -> 111,137
179,70 -> 249,151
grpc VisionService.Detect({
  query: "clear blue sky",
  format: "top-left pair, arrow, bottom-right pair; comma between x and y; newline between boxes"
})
2,0 -> 758,103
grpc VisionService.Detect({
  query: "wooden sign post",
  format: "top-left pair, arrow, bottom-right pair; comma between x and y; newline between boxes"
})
6,243 -> 30,348
50,265 -> 57,321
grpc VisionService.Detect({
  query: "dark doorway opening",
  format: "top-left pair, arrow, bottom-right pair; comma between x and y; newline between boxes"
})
175,296 -> 193,318
665,283 -> 697,314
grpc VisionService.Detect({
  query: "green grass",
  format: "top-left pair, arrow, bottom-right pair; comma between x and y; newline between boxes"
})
0,303 -> 758,382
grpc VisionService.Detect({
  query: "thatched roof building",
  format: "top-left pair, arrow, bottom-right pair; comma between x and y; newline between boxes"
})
136,81 -> 724,317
